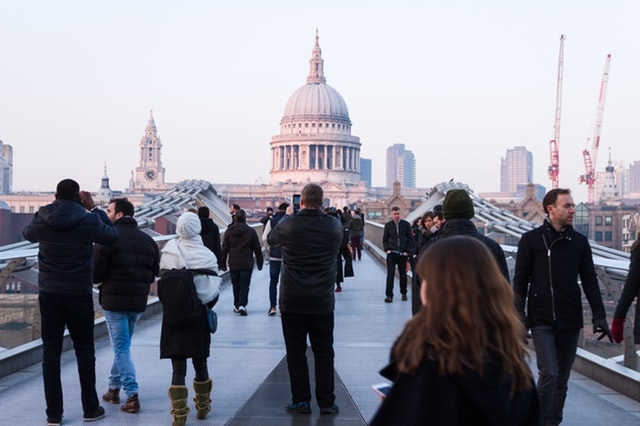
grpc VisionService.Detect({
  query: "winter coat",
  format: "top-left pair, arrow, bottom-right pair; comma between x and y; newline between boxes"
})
262,211 -> 287,260
199,217 -> 223,270
94,216 -> 160,312
267,208 -> 342,315
613,241 -> 640,343
370,354 -> 539,426
382,218 -> 414,254
438,219 -> 510,283
221,222 -> 263,271
22,200 -> 117,295
348,214 -> 364,238
513,220 -> 606,330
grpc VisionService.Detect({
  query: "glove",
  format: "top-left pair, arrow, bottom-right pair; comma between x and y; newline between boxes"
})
611,318 -> 625,344
593,318 -> 613,343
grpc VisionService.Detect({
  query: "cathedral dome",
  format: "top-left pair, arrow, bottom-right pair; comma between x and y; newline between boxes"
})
282,83 -> 350,123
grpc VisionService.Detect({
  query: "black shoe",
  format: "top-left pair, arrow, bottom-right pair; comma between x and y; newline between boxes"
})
320,404 -> 340,415
239,306 -> 248,316
401,294 -> 408,301
83,406 -> 105,422
46,416 -> 62,426
384,296 -> 393,303
286,401 -> 312,414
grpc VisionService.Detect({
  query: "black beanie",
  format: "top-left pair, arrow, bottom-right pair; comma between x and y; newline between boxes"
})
442,189 -> 474,220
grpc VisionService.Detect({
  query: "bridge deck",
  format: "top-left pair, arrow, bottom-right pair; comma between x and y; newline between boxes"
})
2,250 -> 640,425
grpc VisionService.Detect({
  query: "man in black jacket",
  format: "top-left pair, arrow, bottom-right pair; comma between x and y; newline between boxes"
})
514,188 -> 612,426
267,184 -> 342,415
198,206 -> 224,270
94,198 -> 160,414
382,206 -> 413,303
261,202 -> 289,315
23,179 -> 117,424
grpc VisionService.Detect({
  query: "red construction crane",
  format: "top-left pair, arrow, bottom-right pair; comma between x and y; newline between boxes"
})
579,53 -> 612,204
548,35 -> 565,189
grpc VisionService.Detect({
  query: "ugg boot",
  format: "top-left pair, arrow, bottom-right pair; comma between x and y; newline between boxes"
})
193,379 -> 212,420
168,386 -> 190,426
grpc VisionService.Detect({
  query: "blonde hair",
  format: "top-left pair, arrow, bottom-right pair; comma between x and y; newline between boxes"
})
393,236 -> 532,392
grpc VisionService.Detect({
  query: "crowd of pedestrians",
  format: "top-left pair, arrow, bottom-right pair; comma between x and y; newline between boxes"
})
25,179 -> 634,425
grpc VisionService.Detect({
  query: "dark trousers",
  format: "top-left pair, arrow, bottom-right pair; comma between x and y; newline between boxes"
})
385,252 -> 408,298
531,325 -> 580,426
349,235 -> 362,260
230,269 -> 253,308
38,292 -> 100,419
280,312 -> 335,408
269,260 -> 282,308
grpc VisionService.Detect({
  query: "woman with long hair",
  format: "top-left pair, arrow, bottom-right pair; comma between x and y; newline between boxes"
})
371,236 -> 539,425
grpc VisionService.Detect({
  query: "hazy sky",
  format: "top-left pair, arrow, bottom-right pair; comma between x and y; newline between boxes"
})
1,1 -> 639,202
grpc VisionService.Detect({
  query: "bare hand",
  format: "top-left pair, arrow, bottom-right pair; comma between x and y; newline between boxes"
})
79,191 -> 96,210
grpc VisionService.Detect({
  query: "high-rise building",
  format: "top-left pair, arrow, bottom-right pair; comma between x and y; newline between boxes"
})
628,160 -> 640,195
500,146 -> 533,193
386,144 -> 415,188
360,158 -> 372,187
0,140 -> 13,194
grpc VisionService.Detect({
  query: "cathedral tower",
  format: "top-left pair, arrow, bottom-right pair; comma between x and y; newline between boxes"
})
129,110 -> 167,193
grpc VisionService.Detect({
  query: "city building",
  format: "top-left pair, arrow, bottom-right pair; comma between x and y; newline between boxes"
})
385,143 -> 415,188
0,140 -> 13,195
500,146 -> 532,193
128,110 -> 169,193
360,158 -> 372,188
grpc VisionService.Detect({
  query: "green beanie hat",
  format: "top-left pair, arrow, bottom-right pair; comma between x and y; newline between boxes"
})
442,189 -> 474,220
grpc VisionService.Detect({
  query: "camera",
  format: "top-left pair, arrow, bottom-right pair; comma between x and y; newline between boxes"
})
292,194 -> 301,214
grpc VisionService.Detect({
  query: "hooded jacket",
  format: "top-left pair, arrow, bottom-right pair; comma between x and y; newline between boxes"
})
221,221 -> 264,271
513,219 -> 606,329
94,216 -> 160,312
23,199 -> 117,295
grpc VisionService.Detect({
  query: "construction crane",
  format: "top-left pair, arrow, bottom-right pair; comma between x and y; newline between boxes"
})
548,35 -> 565,189
579,53 -> 612,204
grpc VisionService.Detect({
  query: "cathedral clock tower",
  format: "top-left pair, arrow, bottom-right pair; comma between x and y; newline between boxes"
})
129,110 -> 166,192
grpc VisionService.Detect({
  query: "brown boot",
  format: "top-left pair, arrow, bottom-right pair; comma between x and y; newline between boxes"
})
168,386 -> 190,426
102,388 -> 120,404
120,393 -> 140,413
193,379 -> 212,420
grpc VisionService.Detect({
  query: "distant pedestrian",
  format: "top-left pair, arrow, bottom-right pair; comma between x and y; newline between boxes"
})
94,197 -> 160,414
262,202 -> 289,315
382,206 -> 413,303
611,235 -> 640,343
348,209 -> 364,260
23,179 -> 117,425
221,209 -> 263,315
197,206 -> 224,270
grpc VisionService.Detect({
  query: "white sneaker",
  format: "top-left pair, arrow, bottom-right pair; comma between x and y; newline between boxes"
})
239,306 -> 247,316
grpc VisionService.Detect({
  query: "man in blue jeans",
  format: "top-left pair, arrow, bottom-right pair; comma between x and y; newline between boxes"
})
23,179 -> 118,425
262,202 -> 289,315
514,188 -> 612,426
93,198 -> 160,413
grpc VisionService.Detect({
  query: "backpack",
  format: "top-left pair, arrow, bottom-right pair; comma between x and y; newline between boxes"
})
157,268 -> 214,327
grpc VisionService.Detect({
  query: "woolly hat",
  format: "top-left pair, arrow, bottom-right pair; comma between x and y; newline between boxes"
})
442,189 -> 474,220
176,212 -> 202,238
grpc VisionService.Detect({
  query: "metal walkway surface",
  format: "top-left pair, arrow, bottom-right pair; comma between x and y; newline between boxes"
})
2,250 -> 640,425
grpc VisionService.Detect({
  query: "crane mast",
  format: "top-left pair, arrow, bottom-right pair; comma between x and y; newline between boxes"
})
548,35 -> 565,189
579,53 -> 611,204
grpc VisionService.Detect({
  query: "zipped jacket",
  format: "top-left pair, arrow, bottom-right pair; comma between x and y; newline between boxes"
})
382,219 -> 414,254
513,220 -> 606,330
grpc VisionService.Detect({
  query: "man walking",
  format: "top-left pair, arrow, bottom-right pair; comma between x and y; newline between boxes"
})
221,209 -> 263,315
262,202 -> 289,315
94,198 -> 160,414
514,188 -> 612,426
268,184 -> 342,415
348,209 -> 364,261
382,206 -> 413,302
198,206 -> 224,270
23,179 -> 117,425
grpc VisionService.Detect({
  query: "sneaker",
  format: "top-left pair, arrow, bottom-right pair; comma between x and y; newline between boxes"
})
335,286 -> 342,293
102,388 -> 120,404
320,403 -> 340,415
233,307 -> 240,313
83,406 -> 105,422
384,296 -> 393,303
268,307 -> 277,316
401,294 -> 408,301
286,401 -> 312,414
120,394 -> 140,413
46,416 -> 62,426
239,306 -> 248,316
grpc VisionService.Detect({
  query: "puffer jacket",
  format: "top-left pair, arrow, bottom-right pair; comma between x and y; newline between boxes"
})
268,208 -> 343,315
513,220 -> 606,330
94,216 -> 160,312
23,200 -> 117,295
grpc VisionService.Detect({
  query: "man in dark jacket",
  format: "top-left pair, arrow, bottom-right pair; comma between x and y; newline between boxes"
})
514,188 -> 612,426
23,179 -> 117,424
94,198 -> 160,414
382,206 -> 413,303
198,206 -> 223,270
261,202 -> 289,315
221,209 -> 263,315
267,183 -> 342,415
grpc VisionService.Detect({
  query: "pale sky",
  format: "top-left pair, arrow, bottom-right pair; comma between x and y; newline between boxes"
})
1,1 -> 639,203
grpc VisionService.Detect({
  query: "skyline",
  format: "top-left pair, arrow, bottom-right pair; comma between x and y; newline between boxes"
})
2,1 -> 640,203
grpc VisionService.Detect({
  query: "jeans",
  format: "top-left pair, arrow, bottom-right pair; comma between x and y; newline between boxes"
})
385,252 -> 408,298
38,292 -> 100,419
103,310 -> 142,397
269,260 -> 282,308
230,269 -> 253,308
281,312 -> 335,408
531,325 -> 580,426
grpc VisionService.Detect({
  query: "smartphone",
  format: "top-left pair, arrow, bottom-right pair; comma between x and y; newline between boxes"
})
293,194 -> 301,213
371,382 -> 392,400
